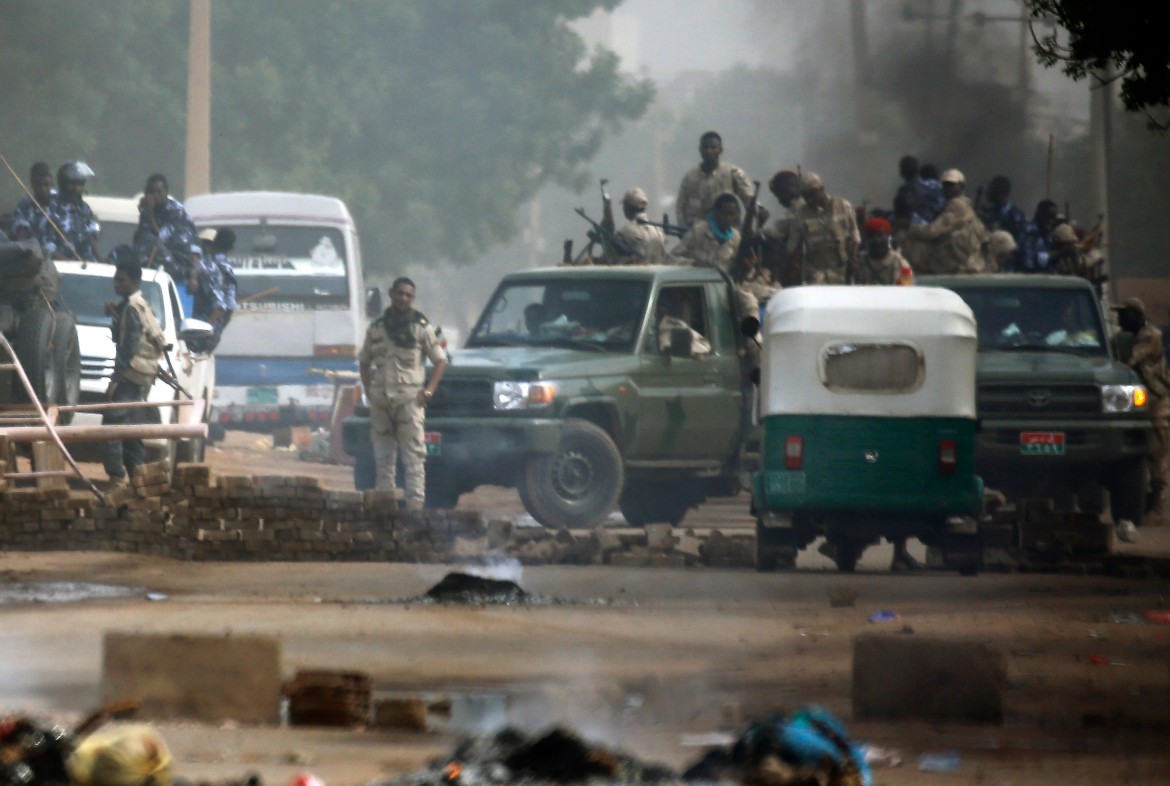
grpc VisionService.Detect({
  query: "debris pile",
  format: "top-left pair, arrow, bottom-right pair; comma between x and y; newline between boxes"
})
421,572 -> 530,605
382,726 -> 675,786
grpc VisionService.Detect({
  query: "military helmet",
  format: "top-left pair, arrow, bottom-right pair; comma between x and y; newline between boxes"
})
60,161 -> 95,182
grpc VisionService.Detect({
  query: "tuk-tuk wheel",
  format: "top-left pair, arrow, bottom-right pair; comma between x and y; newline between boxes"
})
829,538 -> 863,573
756,522 -> 798,571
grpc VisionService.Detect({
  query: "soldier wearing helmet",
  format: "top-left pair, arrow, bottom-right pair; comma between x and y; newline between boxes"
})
905,168 -> 987,275
42,161 -> 100,261
614,187 -> 667,265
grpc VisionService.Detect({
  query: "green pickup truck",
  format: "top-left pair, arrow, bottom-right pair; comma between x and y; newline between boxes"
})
920,274 -> 1153,525
343,265 -> 760,528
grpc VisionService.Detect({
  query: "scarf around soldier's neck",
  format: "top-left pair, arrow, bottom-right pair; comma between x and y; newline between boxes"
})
383,306 -> 417,347
707,210 -> 734,244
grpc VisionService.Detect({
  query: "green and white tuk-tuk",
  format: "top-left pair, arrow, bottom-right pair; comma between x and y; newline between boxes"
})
752,286 -> 984,572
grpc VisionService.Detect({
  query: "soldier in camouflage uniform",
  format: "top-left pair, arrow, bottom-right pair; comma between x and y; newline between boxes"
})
675,131 -> 755,228
1115,297 -> 1170,526
785,173 -> 860,285
614,187 -> 667,265
104,257 -> 167,487
358,277 -> 449,511
905,169 -> 987,275
42,162 -> 100,261
761,170 -> 804,287
10,162 -> 54,243
855,217 -> 910,286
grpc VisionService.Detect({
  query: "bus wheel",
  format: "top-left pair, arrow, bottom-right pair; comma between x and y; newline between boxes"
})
522,419 -> 623,529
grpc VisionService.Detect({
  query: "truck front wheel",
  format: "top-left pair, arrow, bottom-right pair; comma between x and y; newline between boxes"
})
523,419 -> 623,529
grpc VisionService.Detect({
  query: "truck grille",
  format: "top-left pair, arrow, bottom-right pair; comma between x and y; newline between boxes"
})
428,379 -> 495,416
978,384 -> 1101,417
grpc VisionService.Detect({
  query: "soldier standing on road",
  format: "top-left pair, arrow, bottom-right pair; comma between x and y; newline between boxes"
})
104,257 -> 167,489
906,168 -> 987,275
614,187 -> 667,265
358,277 -> 448,511
1115,297 -> 1170,527
786,173 -> 860,285
675,131 -> 755,229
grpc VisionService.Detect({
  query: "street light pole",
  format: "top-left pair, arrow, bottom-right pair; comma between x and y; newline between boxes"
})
184,0 -> 211,198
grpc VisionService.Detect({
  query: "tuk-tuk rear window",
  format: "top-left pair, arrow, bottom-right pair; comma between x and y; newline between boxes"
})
821,342 -> 923,393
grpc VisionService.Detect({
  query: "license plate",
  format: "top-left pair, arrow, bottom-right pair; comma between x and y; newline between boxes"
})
764,470 -> 806,495
246,386 -> 279,404
1020,431 -> 1065,455
424,431 -> 442,456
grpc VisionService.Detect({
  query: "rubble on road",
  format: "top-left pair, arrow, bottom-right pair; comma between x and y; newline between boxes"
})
421,572 -> 530,605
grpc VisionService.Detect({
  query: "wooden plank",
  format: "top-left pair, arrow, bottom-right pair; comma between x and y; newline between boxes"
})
31,441 -> 68,490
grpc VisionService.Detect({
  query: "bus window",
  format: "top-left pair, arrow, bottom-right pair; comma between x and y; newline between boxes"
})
223,225 -> 349,309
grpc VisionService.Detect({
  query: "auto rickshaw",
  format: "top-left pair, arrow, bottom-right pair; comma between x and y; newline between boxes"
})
751,286 -> 983,573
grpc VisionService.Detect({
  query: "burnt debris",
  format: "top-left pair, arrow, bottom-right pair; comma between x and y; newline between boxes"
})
422,572 -> 531,605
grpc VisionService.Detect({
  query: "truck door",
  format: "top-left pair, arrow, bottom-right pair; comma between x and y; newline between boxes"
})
628,284 -> 744,463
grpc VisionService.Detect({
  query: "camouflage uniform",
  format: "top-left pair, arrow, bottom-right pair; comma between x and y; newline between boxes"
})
11,193 -> 53,242
358,308 -> 447,509
670,220 -> 769,317
676,162 -> 754,228
105,290 -> 166,481
906,195 -> 987,274
855,247 -> 908,286
614,211 -> 667,265
134,197 -> 199,282
1126,321 -> 1170,519
41,194 -> 100,261
786,195 -> 860,284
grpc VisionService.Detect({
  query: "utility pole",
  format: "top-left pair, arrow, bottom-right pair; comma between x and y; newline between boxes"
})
184,0 -> 211,198
850,0 -> 881,205
1089,68 -> 1114,294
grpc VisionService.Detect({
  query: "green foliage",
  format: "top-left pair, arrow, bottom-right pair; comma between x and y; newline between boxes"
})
0,0 -> 652,273
1027,1 -> 1170,128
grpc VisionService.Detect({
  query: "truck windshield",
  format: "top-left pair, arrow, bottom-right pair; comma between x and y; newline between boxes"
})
59,275 -> 168,331
218,225 -> 349,310
951,286 -> 1108,356
469,280 -> 650,352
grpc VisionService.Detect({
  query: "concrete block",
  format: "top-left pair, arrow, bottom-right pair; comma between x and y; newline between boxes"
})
644,524 -> 675,551
852,634 -> 1006,723
373,697 -> 427,731
102,633 -> 281,723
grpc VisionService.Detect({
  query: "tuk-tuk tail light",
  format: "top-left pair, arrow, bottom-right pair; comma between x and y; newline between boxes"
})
939,439 -> 957,475
785,436 -> 804,470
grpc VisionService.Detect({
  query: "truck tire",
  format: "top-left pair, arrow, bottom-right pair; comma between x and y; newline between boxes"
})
619,481 -> 691,527
522,419 -> 623,529
755,521 -> 797,571
12,307 -> 55,406
1108,460 -> 1146,526
353,453 -> 376,491
48,312 -> 81,424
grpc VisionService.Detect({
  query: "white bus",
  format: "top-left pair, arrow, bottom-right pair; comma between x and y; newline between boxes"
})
185,191 -> 365,435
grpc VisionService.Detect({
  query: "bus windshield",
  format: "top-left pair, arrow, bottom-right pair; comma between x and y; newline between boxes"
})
221,225 -> 349,310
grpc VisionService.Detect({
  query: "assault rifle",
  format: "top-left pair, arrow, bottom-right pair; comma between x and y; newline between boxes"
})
637,214 -> 689,239
159,346 -> 192,398
733,181 -> 764,284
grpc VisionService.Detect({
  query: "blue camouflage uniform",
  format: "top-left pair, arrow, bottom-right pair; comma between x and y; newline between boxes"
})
1018,220 -> 1056,273
11,192 -> 54,242
134,196 -> 199,281
41,194 -> 100,261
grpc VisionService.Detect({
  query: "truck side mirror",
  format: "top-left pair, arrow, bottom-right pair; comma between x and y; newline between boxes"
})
178,317 -> 215,343
741,316 -> 760,338
668,327 -> 693,358
365,287 -> 383,318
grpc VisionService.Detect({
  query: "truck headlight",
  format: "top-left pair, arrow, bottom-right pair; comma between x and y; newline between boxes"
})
493,381 -> 558,410
1101,384 -> 1148,413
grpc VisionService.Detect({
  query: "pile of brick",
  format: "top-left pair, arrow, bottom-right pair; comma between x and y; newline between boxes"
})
500,522 -> 754,569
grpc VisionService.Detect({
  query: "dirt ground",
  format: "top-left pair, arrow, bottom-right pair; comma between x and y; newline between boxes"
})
3,432 -> 1170,786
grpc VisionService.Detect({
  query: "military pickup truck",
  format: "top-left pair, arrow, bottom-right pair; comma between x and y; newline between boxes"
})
343,265 -> 760,528
920,274 -> 1152,526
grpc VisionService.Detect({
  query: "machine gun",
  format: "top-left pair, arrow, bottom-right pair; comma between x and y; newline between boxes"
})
574,207 -> 639,262
733,181 -> 765,285
636,214 -> 689,239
